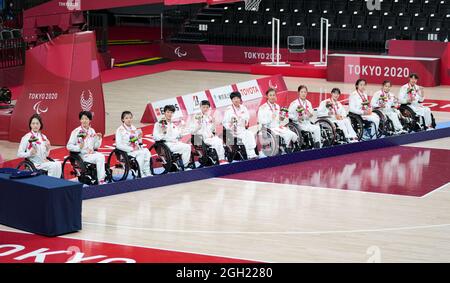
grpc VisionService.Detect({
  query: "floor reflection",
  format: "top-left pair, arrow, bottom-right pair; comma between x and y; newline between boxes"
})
223,146 -> 450,197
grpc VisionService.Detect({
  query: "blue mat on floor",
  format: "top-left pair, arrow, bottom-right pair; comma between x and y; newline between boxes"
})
81,125 -> 450,200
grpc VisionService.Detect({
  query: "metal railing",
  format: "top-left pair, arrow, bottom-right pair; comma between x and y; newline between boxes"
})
0,38 -> 25,68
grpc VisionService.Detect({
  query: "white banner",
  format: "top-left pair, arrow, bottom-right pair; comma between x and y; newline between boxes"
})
151,97 -> 183,121
209,85 -> 234,108
181,91 -> 209,115
236,79 -> 263,102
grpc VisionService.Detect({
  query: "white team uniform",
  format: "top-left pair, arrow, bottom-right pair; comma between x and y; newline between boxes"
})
115,124 -> 151,177
67,126 -> 106,182
258,102 -> 298,146
398,83 -> 433,127
189,112 -> 226,161
317,99 -> 358,140
349,90 -> 380,135
17,131 -> 62,178
222,104 -> 258,159
371,90 -> 404,132
153,119 -> 191,166
288,98 -> 321,145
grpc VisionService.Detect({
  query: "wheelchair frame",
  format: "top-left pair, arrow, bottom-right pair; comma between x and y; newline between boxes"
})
107,148 -> 142,182
149,141 -> 185,175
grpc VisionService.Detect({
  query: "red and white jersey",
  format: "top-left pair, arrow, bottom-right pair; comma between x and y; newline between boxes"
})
317,98 -> 347,118
17,131 -> 50,165
67,126 -> 102,156
399,83 -> 424,105
258,102 -> 288,129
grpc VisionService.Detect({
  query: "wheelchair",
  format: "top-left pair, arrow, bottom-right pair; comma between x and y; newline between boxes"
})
372,109 -> 396,137
149,140 -> 185,175
314,117 -> 348,145
62,151 -> 110,185
190,135 -> 220,168
222,126 -> 252,162
286,120 -> 316,150
256,126 -> 294,157
348,113 -> 379,141
16,157 -> 56,175
399,104 -> 436,132
106,148 -> 141,182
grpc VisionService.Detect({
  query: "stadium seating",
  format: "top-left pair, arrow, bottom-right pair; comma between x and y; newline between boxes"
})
170,0 -> 450,52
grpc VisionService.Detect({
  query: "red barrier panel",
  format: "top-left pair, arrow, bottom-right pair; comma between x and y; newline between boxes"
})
388,40 -> 450,86
8,32 -> 105,146
161,43 -> 321,64
327,53 -> 441,87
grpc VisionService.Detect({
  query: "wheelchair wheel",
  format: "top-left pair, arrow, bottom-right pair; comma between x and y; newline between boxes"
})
399,105 -> 424,132
205,148 -> 219,166
348,113 -> 364,141
315,119 -> 336,147
372,110 -> 391,137
149,143 -> 171,175
301,131 -> 315,149
257,129 -> 279,157
224,146 -> 234,163
62,154 -> 92,185
149,142 -> 184,174
287,122 -> 304,150
107,149 -> 130,182
16,160 -> 37,172
430,112 -> 436,129
129,157 -> 142,178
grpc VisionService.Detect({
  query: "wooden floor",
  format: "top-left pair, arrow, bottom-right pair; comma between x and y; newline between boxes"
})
1,70 -> 450,262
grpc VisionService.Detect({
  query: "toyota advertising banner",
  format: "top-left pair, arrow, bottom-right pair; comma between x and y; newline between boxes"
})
9,32 -> 105,145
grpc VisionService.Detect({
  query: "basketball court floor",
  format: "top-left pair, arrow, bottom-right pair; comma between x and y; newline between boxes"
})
1,68 -> 450,263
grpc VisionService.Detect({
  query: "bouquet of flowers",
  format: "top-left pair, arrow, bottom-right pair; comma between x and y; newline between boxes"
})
407,87 -> 416,102
378,93 -> 388,107
279,107 -> 289,120
361,100 -> 370,110
77,129 -> 87,144
28,134 -> 40,150
194,113 -> 203,121
325,101 -> 333,110
231,116 -> 238,134
296,106 -> 305,119
129,134 -> 139,144
158,118 -> 167,135
129,134 -> 139,150
392,96 -> 400,109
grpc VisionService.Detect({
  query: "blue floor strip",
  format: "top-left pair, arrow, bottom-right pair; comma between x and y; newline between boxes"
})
82,125 -> 450,200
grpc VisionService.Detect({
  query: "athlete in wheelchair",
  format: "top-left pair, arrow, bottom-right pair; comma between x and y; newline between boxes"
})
222,91 -> 259,161
288,85 -> 323,149
150,105 -> 192,174
107,111 -> 152,182
16,114 -> 62,177
188,100 -> 227,167
257,88 -> 299,156
317,88 -> 358,144
349,79 -> 381,141
64,111 -> 107,185
398,73 -> 436,132
371,80 -> 407,136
